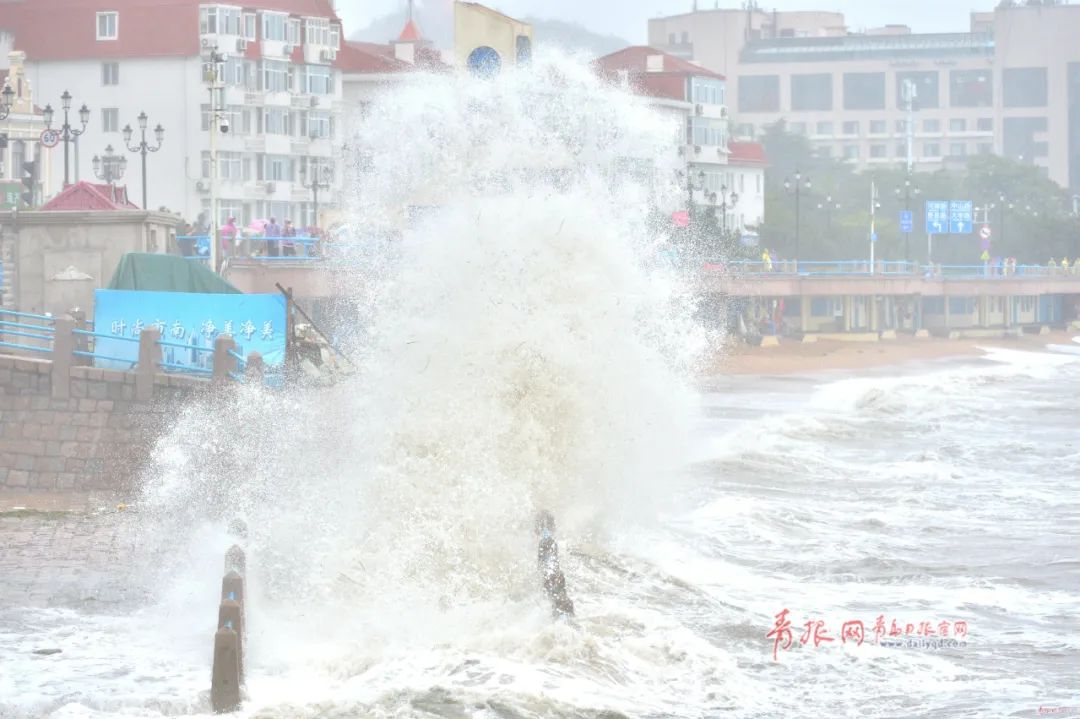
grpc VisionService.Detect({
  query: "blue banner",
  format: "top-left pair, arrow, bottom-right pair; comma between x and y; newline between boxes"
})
92,289 -> 286,371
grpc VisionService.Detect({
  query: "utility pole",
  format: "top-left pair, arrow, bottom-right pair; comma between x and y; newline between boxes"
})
870,181 -> 879,274
204,48 -> 226,273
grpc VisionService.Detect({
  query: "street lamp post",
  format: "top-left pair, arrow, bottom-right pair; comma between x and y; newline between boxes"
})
680,168 -> 706,218
783,171 -> 811,260
817,195 -> 841,231
299,161 -> 332,229
91,145 -> 127,199
895,177 -> 921,263
122,112 -> 164,210
42,91 -> 90,187
0,85 -> 15,121
991,193 -> 1013,248
717,184 -> 739,238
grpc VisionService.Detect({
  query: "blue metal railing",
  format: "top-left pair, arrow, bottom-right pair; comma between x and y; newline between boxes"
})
0,309 -> 55,355
711,260 -> 1080,279
73,330 -> 140,367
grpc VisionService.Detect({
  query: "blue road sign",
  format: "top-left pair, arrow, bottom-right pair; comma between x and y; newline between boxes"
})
925,201 -> 949,234
870,231 -> 878,243
949,200 -> 973,234
900,210 -> 914,233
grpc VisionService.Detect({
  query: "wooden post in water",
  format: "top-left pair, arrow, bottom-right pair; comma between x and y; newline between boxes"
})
535,510 -> 575,619
210,526 -> 247,712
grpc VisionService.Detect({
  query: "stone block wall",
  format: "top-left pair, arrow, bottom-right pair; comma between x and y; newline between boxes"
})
0,354 -> 205,493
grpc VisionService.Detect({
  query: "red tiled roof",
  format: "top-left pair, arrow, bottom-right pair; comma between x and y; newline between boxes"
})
337,41 -> 412,73
397,19 -> 422,42
0,0 -> 338,62
728,141 -> 768,165
595,46 -> 726,81
338,40 -> 449,74
40,181 -> 139,211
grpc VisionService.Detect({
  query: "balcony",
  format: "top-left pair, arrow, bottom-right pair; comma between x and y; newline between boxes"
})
244,90 -> 265,106
245,136 -> 265,152
264,92 -> 292,108
290,138 -> 310,154
291,186 -> 310,202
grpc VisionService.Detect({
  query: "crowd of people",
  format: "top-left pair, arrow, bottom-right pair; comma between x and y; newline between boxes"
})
175,213 -> 323,261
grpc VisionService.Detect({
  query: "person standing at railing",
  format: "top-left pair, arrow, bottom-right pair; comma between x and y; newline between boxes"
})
761,248 -> 773,272
264,217 -> 282,257
220,217 -> 238,261
282,219 -> 297,257
1062,257 -> 1071,275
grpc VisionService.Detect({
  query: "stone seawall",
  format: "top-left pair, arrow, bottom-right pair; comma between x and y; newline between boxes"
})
0,354 -> 205,493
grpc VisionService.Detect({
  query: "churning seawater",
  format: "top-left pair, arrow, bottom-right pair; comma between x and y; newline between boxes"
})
3,54 -> 1079,718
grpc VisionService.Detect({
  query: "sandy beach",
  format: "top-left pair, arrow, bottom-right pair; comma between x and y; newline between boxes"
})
713,330 -> 1079,375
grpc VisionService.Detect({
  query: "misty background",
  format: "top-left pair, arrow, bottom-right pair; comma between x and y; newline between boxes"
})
339,0 -> 988,52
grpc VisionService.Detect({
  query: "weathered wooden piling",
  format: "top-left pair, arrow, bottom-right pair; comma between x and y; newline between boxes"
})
210,529 -> 247,713
535,510 -> 575,619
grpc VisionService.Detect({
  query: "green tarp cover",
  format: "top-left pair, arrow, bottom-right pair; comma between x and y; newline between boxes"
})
107,253 -> 241,294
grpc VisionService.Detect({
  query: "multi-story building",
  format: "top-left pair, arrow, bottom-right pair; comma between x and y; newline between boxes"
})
0,0 -> 346,227
595,46 -> 767,235
648,3 -> 1080,191
1,51 -> 56,207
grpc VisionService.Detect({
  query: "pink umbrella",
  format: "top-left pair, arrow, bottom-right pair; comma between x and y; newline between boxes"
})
247,219 -> 268,234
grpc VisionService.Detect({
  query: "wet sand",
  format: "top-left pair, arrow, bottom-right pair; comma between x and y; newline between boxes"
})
713,331 -> 1078,375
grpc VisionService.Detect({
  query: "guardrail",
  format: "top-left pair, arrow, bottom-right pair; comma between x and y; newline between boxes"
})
0,309 -> 55,355
707,260 -> 1080,279
211,519 -> 248,713
0,312 -> 283,391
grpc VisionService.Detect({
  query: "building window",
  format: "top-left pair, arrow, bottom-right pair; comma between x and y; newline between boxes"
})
949,118 -> 966,133
305,17 -> 331,46
843,144 -> 859,160
896,71 -> 939,109
735,123 -> 754,138
330,25 -> 340,49
950,70 -> 993,108
262,107 -> 292,135
101,62 -> 119,86
870,144 -> 887,158
977,142 -> 994,154
301,65 -> 334,95
870,120 -> 887,135
690,77 -> 725,106
923,143 -> 941,158
287,18 -> 301,45
261,11 -> 286,42
1004,116 -> 1049,159
842,120 -> 859,136
815,121 -> 834,136
790,73 -> 832,111
896,143 -> 908,157
1003,67 -> 1049,108
260,59 -> 290,92
304,110 -> 333,138
101,108 -> 119,133
202,151 -> 243,180
687,117 -> 727,146
200,5 -> 241,35
96,11 -> 118,40
843,72 -> 886,110
789,121 -> 807,135
977,117 -> 993,132
896,119 -> 909,133
257,155 -> 294,182
816,145 -> 833,158
738,75 -> 780,113
950,142 -> 967,157
243,13 -> 256,40
923,119 -> 940,133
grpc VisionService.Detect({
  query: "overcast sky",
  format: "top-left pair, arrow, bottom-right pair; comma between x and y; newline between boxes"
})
337,0 -> 994,43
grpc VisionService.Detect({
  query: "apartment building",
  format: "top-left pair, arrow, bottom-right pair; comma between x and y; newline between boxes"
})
0,0 -> 346,227
596,46 -> 766,234
649,3 -> 1080,190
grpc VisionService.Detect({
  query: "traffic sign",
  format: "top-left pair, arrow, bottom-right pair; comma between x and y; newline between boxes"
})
949,200 -> 973,234
39,129 -> 60,148
899,210 -> 914,233
870,231 -> 878,243
979,225 -> 992,240
925,201 -> 949,234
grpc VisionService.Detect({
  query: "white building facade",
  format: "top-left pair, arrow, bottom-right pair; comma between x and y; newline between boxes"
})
0,0 -> 345,228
